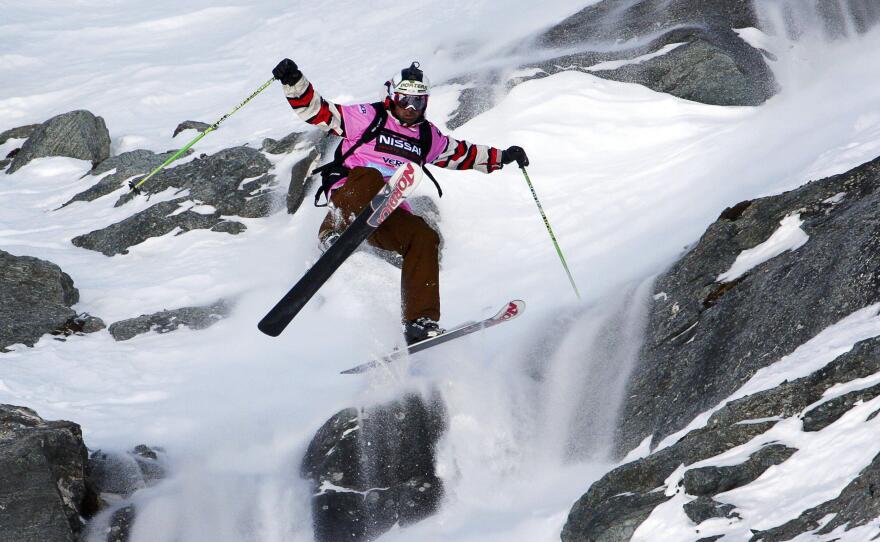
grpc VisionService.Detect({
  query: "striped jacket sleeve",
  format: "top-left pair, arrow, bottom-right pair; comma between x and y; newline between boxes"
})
281,75 -> 344,137
430,132 -> 504,174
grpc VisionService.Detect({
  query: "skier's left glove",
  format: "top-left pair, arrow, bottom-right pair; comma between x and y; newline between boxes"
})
273,58 -> 303,86
501,146 -> 529,168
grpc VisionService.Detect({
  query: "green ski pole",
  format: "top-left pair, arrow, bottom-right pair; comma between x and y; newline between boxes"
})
130,76 -> 276,193
520,166 -> 581,300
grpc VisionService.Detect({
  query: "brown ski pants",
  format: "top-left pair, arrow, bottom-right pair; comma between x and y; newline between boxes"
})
318,167 -> 440,322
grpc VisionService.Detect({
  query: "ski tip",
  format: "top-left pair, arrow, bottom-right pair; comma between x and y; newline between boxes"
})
492,299 -> 525,321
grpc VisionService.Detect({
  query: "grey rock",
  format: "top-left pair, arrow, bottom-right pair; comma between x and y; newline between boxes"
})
682,444 -> 796,496
301,392 -> 446,542
801,382 -> 880,432
617,155 -> 880,454
262,131 -> 303,155
751,451 -> 880,541
88,445 -> 166,499
446,85 -> 499,131
287,147 -> 319,214
108,300 -> 231,341
72,199 -> 245,256
589,38 -> 771,106
562,415 -> 776,541
71,146 -> 275,256
565,156 -> 880,539
564,332 -> 880,540
0,404 -> 95,542
62,149 -> 182,207
172,120 -> 210,138
113,146 -> 274,215
106,505 -> 135,542
0,123 -> 41,145
526,0 -> 774,107
7,110 -> 111,174
0,249 -> 80,351
683,496 -> 738,524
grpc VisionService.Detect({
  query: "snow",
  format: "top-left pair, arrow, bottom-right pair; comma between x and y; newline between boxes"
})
585,43 -> 686,71
2,1 -> 880,541
657,303 -> 880,452
717,213 -> 810,283
634,395 -> 880,541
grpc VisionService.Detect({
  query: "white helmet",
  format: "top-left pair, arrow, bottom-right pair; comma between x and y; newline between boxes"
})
388,61 -> 431,96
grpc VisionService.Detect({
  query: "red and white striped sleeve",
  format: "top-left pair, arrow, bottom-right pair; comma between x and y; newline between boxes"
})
428,129 -> 504,174
281,75 -> 344,137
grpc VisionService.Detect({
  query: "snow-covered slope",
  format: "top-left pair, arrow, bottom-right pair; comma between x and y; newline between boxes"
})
3,1 -> 880,541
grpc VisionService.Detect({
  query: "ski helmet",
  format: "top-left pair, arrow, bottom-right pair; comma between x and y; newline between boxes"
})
388,61 -> 431,97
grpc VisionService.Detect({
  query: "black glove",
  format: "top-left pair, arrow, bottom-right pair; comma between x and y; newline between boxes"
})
501,146 -> 529,168
273,58 -> 302,86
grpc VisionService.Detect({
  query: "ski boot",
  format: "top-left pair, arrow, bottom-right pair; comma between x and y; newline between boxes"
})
404,317 -> 445,345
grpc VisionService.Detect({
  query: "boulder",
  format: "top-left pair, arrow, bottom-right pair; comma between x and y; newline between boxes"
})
0,405 -> 96,541
62,149 -> 183,207
112,146 -> 274,214
7,110 -> 111,174
83,445 -> 165,542
301,392 -> 446,542
681,444 -> 796,496
0,123 -> 41,145
683,497 -> 738,524
287,147 -> 319,214
88,445 -> 166,500
72,199 -> 246,256
172,120 -> 210,138
262,131 -> 304,155
107,300 -> 231,341
72,146 -> 274,255
0,250 -> 82,351
529,0 -> 775,107
617,155 -> 880,453
801,382 -> 880,432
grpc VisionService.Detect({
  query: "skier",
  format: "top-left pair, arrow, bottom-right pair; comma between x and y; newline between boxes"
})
272,58 -> 529,345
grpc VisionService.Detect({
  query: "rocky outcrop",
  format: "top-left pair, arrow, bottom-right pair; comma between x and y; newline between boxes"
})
62,149 -> 183,207
71,146 -> 274,255
172,120 -> 210,137
301,392 -> 446,542
618,155 -> 880,453
564,154 -> 880,540
0,250 -> 96,351
530,0 -> 774,106
0,405 -> 96,541
7,110 -> 111,174
88,445 -> 166,501
446,0 -> 777,128
85,445 -> 166,542
563,334 -> 880,539
107,300 -> 231,341
0,123 -> 41,145
751,450 -> 880,541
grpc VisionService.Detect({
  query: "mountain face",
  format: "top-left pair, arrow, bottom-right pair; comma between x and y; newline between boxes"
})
2,1 -> 880,542
447,0 -> 775,129
563,155 -> 880,541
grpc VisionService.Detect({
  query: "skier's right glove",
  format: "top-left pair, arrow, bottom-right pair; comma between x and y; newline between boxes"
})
273,58 -> 303,86
501,146 -> 529,168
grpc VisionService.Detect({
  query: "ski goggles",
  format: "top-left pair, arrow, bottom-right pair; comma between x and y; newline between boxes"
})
393,92 -> 428,111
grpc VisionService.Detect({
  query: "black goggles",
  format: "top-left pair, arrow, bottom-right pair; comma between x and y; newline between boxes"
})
393,93 -> 428,111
